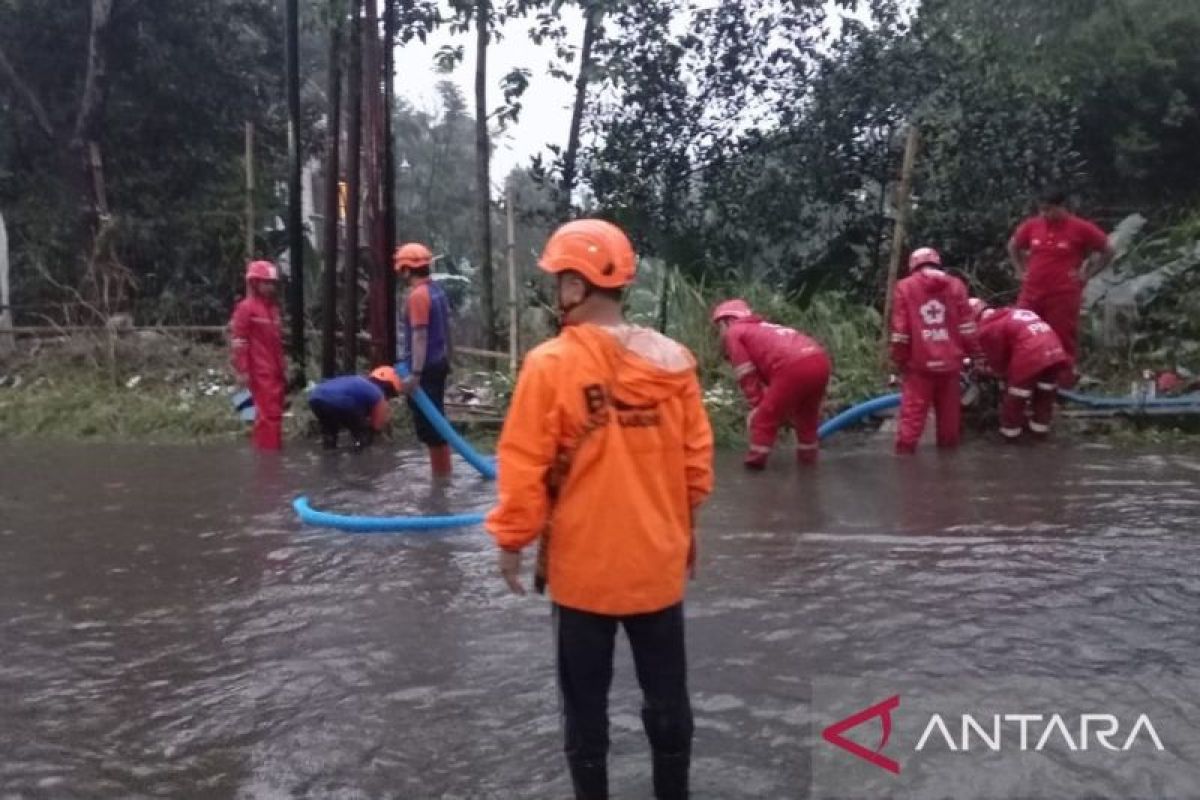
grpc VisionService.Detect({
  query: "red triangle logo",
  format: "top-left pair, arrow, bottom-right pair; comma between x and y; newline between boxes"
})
821,695 -> 902,774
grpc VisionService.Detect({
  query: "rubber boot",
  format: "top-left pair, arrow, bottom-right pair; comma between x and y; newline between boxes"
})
429,444 -> 453,477
651,752 -> 690,800
567,758 -> 608,800
743,451 -> 767,471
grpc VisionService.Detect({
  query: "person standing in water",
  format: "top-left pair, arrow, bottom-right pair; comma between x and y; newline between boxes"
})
230,260 -> 286,450
1008,188 -> 1113,386
889,247 -> 978,455
710,299 -> 831,469
394,242 -> 454,477
486,219 -> 714,800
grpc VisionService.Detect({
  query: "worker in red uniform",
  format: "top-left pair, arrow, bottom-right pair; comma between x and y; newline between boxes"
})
711,299 -> 831,469
971,300 -> 1070,441
889,247 -> 978,455
394,242 -> 454,477
230,260 -> 286,450
1008,188 -> 1113,386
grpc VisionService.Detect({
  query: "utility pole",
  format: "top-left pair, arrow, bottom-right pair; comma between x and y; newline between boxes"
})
383,0 -> 398,363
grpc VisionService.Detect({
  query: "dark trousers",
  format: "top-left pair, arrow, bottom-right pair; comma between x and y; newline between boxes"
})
555,602 -> 693,800
405,360 -> 449,446
309,397 -> 373,449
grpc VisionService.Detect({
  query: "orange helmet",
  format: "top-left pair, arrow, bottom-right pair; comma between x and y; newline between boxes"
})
369,365 -> 403,395
246,260 -> 278,281
538,219 -> 637,289
393,242 -> 433,272
711,299 -> 753,324
908,247 -> 942,271
968,297 -> 988,321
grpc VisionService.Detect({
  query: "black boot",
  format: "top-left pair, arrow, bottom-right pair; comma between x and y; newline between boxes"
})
651,751 -> 690,800
568,758 -> 608,800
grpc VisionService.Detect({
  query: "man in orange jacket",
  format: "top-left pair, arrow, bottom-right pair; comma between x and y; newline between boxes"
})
230,260 -> 286,450
486,219 -> 714,800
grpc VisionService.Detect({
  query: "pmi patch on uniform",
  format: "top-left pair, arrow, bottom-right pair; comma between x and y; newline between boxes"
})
809,675 -> 1199,799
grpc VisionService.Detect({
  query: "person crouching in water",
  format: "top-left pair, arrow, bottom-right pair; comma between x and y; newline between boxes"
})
308,366 -> 402,449
971,299 -> 1070,441
889,247 -> 979,455
230,260 -> 286,450
711,299 -> 831,469
486,219 -> 714,800
393,242 -> 454,477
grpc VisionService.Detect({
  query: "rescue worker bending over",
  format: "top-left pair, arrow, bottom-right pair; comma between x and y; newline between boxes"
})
711,299 -> 831,470
230,260 -> 286,450
971,299 -> 1070,441
486,219 -> 714,800
890,247 -> 979,455
308,366 -> 402,450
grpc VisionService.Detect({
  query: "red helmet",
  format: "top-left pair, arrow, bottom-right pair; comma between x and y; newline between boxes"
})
393,242 -> 433,272
246,260 -> 278,281
711,299 -> 753,324
908,247 -> 942,271
539,219 -> 637,289
968,297 -> 988,321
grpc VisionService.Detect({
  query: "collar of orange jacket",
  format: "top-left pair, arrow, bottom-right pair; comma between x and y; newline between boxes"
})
560,323 -> 697,406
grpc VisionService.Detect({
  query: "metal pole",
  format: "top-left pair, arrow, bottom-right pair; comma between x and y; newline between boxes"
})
383,0 -> 397,362
285,0 -> 306,384
342,0 -> 363,373
321,1 -> 344,379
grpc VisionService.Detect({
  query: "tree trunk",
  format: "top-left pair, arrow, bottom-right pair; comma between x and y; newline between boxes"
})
343,0 -> 363,373
321,1 -> 344,379
558,2 -> 601,219
73,0 -> 120,314
474,0 -> 497,351
284,0 -> 307,383
383,0 -> 398,363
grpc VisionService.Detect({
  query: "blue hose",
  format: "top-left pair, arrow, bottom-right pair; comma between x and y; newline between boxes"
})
294,391 -> 903,533
1059,388 -> 1200,410
396,362 -> 498,480
818,393 -> 901,439
293,496 -> 485,533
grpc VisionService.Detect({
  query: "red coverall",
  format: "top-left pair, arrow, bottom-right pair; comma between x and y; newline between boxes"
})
889,268 -> 977,454
978,308 -> 1069,439
1011,214 -> 1109,384
722,317 -> 831,466
230,294 -> 286,450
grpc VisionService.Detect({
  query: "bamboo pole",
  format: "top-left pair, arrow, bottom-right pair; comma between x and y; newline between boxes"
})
881,123 -> 921,360
244,122 -> 255,259
505,184 -> 518,374
0,211 -> 12,356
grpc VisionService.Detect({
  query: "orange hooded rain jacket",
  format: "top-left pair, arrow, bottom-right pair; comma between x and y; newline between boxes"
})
486,323 -> 714,616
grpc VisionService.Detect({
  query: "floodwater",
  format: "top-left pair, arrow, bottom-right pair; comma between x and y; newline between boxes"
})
2,437 -> 1200,798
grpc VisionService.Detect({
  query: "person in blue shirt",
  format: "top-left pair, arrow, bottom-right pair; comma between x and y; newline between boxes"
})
308,366 -> 402,449
393,241 -> 454,476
